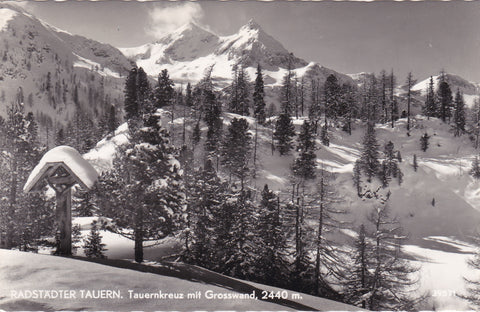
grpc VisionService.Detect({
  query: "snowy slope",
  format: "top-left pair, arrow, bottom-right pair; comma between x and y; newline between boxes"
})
0,3 -> 130,124
0,249 -> 361,311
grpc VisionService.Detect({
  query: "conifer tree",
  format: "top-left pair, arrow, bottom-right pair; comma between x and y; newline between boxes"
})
220,118 -> 252,187
413,154 -> 418,172
460,235 -> 480,309
420,133 -> 430,152
341,84 -> 356,135
185,82 -> 193,107
83,221 -> 107,258
390,71 -> 398,128
382,141 -> 401,183
405,72 -> 417,135
360,123 -> 380,182
437,76 -> 453,123
321,123 -> 330,146
423,76 -> 437,118
309,79 -> 321,133
380,70 -> 388,124
215,189 -> 258,280
192,121 -> 201,146
286,198 -> 314,294
380,161 -> 391,188
365,192 -> 421,310
154,69 -> 174,108
186,159 -> 226,267
324,74 -> 341,122
256,185 -> 289,286
453,89 -> 466,137
353,160 -> 363,197
0,101 -> 45,248
124,67 -> 138,120
280,63 -> 295,115
292,120 -> 317,180
397,151 -> 402,162
344,224 -> 371,308
228,64 -> 250,116
470,156 -> 480,179
469,98 -> 480,149
253,64 -> 266,125
99,103 -> 184,263
199,71 -> 222,158
274,111 -> 296,155
73,188 -> 96,217
311,170 -> 347,298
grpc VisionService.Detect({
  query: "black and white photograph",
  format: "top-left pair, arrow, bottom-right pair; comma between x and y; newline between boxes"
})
1,0 -> 480,310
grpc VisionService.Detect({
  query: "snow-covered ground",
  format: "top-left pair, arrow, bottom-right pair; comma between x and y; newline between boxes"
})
24,110 -> 480,310
0,249 -> 361,311
405,237 -> 477,310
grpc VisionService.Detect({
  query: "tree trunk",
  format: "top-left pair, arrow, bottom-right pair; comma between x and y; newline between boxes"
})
134,207 -> 144,263
6,157 -> 17,248
55,187 -> 72,255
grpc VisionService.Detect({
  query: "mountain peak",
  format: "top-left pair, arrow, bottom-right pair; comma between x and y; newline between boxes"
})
244,18 -> 262,30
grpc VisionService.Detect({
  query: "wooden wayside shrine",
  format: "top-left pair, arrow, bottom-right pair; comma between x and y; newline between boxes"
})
24,146 -> 99,255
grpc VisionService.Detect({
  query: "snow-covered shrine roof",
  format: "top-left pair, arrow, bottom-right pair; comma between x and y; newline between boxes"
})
24,146 -> 99,192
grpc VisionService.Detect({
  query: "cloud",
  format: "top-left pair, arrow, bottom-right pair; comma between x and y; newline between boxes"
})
147,2 -> 204,39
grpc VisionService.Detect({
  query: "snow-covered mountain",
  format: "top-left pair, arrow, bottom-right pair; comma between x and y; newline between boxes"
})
120,20 -> 353,88
0,3 -> 130,125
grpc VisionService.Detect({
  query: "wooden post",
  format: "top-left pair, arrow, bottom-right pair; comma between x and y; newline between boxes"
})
55,187 -> 72,255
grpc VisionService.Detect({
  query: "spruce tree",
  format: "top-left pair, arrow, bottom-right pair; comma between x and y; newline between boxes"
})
420,133 -> 430,152
83,221 -> 107,259
186,159 -> 227,267
470,156 -> 480,179
382,141 -> 401,183
324,74 -> 341,122
453,89 -> 466,137
185,82 -> 193,107
256,185 -> 289,287
0,101 -> 45,249
99,103 -> 184,263
220,118 -> 252,187
292,120 -> 317,180
228,64 -> 250,116
360,123 -> 380,182
192,121 -> 201,146
253,64 -> 266,125
309,79 -> 321,132
437,77 -> 453,123
405,72 -> 417,135
200,72 -> 222,159
73,187 -> 97,217
413,154 -> 418,172
389,71 -> 399,128
340,84 -> 356,135
124,67 -> 138,120
274,111 -> 296,155
154,69 -> 175,108
423,76 -> 437,118
470,98 -> 480,149
353,160 -> 363,197
280,63 -> 295,115
215,189 -> 258,280
321,123 -> 330,146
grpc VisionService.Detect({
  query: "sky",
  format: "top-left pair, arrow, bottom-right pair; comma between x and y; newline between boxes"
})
18,1 -> 480,83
